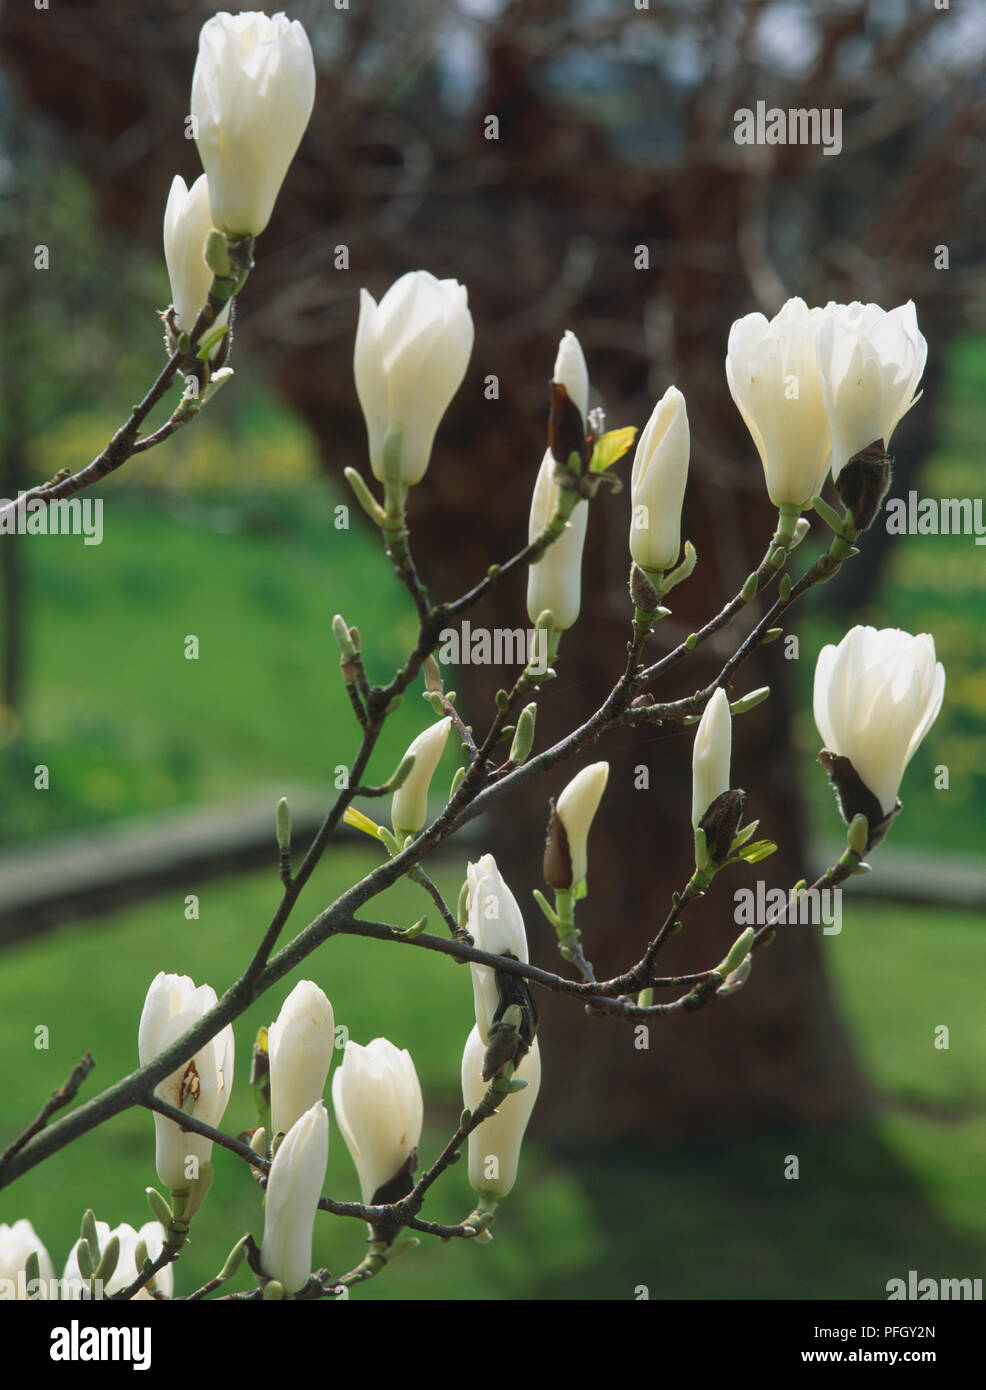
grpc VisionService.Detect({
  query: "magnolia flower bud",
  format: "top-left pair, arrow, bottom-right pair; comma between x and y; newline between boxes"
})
691,687 -> 732,828
815,300 -> 927,482
466,855 -> 530,1043
0,1220 -> 54,1299
553,329 -> 589,425
260,1101 -> 329,1296
547,761 -> 609,888
268,980 -> 335,1139
461,1026 -> 541,1200
391,716 -> 451,839
191,11 -> 316,237
726,297 -> 830,510
629,386 -> 690,574
354,270 -> 474,487
163,173 -> 230,336
138,972 -> 234,1217
331,1038 -> 423,1211
526,449 -> 589,630
813,625 -> 944,822
526,332 -> 591,629
64,1221 -> 173,1300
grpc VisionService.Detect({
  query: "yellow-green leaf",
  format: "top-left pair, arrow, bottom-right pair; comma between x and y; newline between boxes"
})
589,427 -> 636,473
343,806 -> 382,839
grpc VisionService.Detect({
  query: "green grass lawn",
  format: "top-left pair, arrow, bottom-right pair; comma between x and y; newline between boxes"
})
0,469 -> 441,842
1,868 -> 983,1300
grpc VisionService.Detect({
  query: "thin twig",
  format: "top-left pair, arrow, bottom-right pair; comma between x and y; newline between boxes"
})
0,1052 -> 95,1174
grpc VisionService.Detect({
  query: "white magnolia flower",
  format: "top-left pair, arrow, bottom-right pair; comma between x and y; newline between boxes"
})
0,1220 -> 54,1299
163,173 -> 228,335
461,1026 -> 541,1199
691,687 -> 732,827
554,761 -> 609,887
629,386 -> 690,574
391,716 -> 451,839
260,1101 -> 329,1296
64,1221 -> 173,1300
813,625 -> 945,818
526,331 -> 591,630
525,451 -> 589,631
191,11 -> 316,237
466,855 -> 529,1043
815,300 -> 927,480
354,270 -> 474,486
726,297 -> 830,509
268,980 -> 335,1138
331,1038 -> 423,1204
138,972 -> 234,1212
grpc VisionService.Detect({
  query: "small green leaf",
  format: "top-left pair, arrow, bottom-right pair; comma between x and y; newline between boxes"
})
589,426 -> 637,473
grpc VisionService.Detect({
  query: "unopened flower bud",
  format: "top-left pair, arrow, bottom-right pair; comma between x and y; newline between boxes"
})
268,981 -> 335,1139
391,717 -> 451,839
191,11 -> 316,237
691,687 -> 732,828
461,1027 -> 541,1200
548,762 -> 609,889
629,385 -> 690,574
466,856 -> 530,1043
331,1038 -> 423,1242
509,704 -> 537,765
260,1102 -> 329,1296
354,271 -> 474,486
813,625 -> 944,828
138,972 -> 234,1223
163,174 -> 230,338
816,299 -> 926,484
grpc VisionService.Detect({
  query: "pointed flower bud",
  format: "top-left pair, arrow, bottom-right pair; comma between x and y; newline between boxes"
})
813,625 -> 944,821
390,716 -> 451,839
138,972 -> 234,1215
629,386 -> 690,574
0,1220 -> 54,1299
726,297 -> 830,509
549,761 -> 609,888
461,1026 -> 541,1199
268,980 -> 335,1139
163,173 -> 231,337
526,332 -> 591,629
466,855 -> 529,1043
64,1221 -> 173,1300
354,270 -> 474,487
260,1101 -> 329,1297
815,300 -> 927,482
553,329 -> 589,427
526,449 -> 588,630
191,11 -> 316,237
509,703 -> 537,765
691,687 -> 732,827
331,1038 -> 423,1209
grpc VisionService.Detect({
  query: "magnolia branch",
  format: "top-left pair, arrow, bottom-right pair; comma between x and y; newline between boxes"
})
0,506 -> 860,1197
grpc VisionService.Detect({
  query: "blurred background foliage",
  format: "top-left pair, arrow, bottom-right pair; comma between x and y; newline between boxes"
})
1,0 -> 985,1298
